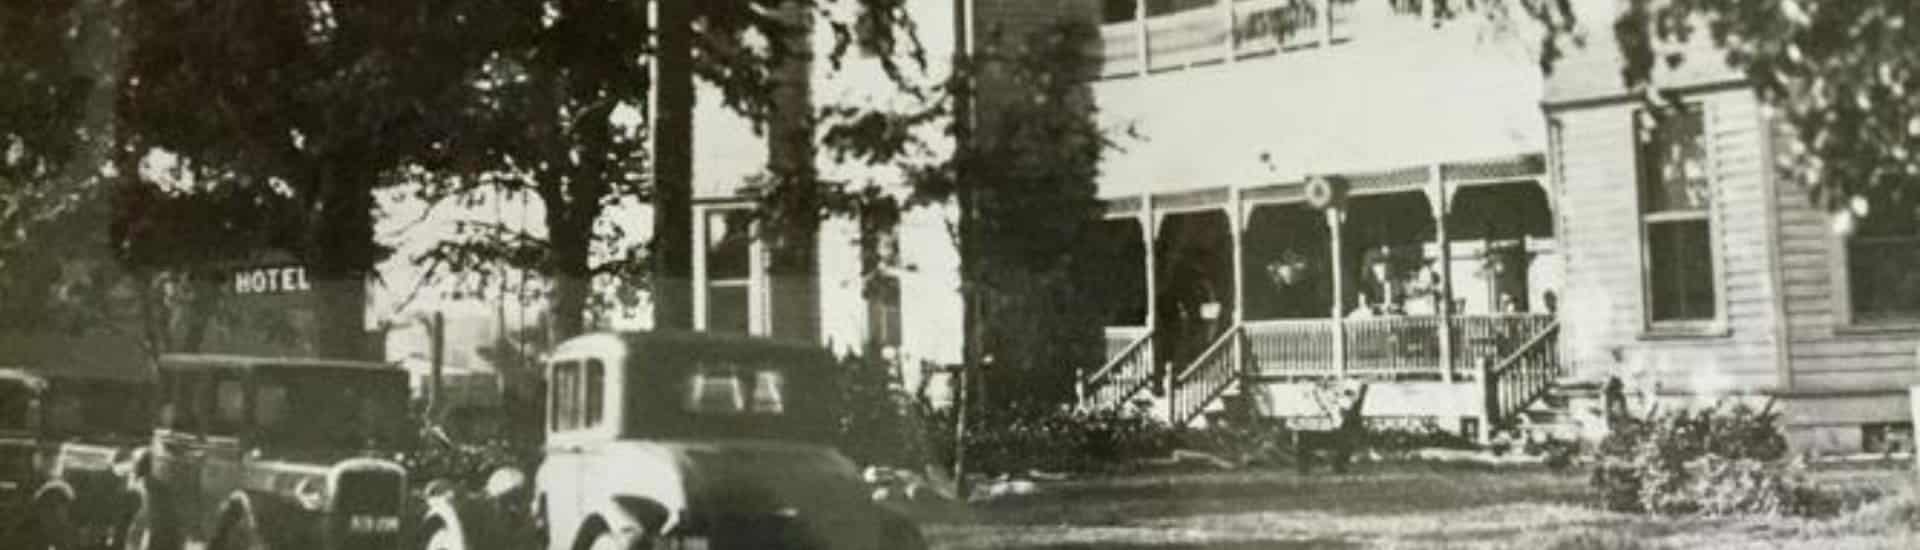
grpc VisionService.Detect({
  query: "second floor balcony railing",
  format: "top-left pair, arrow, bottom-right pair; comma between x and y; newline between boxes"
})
1096,0 -> 1361,78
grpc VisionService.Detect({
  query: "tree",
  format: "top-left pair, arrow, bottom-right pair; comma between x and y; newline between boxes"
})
117,1 -> 516,358
1437,0 -> 1920,215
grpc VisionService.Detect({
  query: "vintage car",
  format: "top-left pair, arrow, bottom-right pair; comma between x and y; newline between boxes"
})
122,354 -> 413,550
417,330 -> 926,550
1,367 -> 151,548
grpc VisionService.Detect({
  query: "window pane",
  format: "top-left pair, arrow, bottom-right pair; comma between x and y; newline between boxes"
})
707,285 -> 750,334
1647,219 -> 1716,321
211,377 -> 246,436
1104,0 -> 1138,23
1849,237 -> 1920,321
1638,106 -> 1709,213
585,359 -> 604,427
705,210 -> 753,280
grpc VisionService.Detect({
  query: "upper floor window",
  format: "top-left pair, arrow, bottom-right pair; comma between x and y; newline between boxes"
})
703,208 -> 755,334
1635,104 -> 1718,325
1846,190 -> 1920,323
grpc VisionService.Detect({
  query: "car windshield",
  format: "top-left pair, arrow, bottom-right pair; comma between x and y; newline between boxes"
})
253,367 -> 409,451
46,380 -> 149,438
625,359 -> 834,443
0,380 -> 33,432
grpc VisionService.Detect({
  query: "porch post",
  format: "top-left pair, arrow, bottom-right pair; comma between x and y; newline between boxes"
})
1142,192 -> 1157,380
1319,0 -> 1333,47
1231,187 -> 1248,385
1427,165 -> 1455,383
1326,206 -> 1346,377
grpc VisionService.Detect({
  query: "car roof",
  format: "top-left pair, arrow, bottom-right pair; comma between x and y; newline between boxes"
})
157,353 -> 399,373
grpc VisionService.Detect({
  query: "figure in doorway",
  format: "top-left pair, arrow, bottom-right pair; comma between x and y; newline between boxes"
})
1253,250 -> 1321,320
1352,247 -> 1405,317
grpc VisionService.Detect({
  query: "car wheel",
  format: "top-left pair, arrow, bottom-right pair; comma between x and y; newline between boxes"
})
211,511 -> 268,550
21,493 -> 74,550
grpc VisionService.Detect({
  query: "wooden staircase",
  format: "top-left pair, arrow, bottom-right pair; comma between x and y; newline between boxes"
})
1078,320 -> 1566,435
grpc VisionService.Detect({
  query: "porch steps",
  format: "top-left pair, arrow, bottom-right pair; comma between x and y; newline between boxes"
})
1506,376 -> 1611,444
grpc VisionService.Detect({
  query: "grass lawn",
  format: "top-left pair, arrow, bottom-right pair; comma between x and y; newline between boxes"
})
918,462 -> 1920,549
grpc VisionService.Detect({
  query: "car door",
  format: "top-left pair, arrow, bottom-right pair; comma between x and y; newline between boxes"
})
539,359 -> 586,549
196,369 -> 248,535
150,369 -> 210,539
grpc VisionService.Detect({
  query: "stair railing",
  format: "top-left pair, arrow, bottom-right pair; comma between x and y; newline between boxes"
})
1169,325 -> 1242,427
1477,320 -> 1562,431
1078,329 -> 1155,411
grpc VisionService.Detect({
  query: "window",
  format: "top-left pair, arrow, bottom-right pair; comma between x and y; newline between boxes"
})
210,374 -> 246,437
584,359 -> 605,427
1845,190 -> 1920,323
550,361 -> 579,431
703,208 -> 755,334
1635,104 -> 1718,326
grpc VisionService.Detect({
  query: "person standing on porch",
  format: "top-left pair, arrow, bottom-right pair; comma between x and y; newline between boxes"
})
1353,246 -> 1403,316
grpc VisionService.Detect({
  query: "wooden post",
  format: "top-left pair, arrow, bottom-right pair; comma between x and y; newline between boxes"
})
1231,188 -> 1246,368
1320,0 -> 1334,47
1142,193 -> 1158,389
1222,0 -> 1238,61
1327,207 -> 1346,377
428,311 -> 445,421
1428,165 -> 1455,383
1135,0 -> 1150,71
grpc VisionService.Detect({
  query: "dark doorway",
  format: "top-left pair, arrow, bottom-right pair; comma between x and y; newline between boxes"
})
1244,203 -> 1333,320
1154,210 -> 1233,386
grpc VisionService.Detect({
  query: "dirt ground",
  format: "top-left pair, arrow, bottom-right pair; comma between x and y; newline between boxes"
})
914,462 -> 1920,549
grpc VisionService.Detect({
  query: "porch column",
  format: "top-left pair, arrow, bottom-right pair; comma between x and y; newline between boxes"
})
1426,166 -> 1455,383
1142,193 -> 1157,376
1231,187 -> 1248,381
1326,206 -> 1346,377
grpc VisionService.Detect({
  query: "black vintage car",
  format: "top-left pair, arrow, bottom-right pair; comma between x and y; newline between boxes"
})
123,354 -> 412,550
1,366 -> 151,549
416,330 -> 926,550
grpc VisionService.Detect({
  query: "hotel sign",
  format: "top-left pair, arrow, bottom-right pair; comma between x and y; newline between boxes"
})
231,265 -> 311,295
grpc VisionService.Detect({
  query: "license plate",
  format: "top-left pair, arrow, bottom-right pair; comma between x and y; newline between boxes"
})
347,515 -> 401,534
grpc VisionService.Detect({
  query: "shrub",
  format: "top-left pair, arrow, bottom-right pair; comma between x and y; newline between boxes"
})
833,352 -> 938,469
923,403 -> 1179,475
1588,399 -> 1834,517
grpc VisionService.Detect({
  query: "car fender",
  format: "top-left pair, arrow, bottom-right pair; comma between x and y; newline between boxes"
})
32,480 -> 76,505
417,489 -> 509,550
577,496 -> 669,548
222,490 -> 307,549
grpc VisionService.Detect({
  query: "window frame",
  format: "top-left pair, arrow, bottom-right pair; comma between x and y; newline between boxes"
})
1633,101 -> 1729,337
1830,211 -> 1920,333
693,202 -> 769,335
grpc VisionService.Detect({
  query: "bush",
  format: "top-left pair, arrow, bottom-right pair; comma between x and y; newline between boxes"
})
925,403 -> 1179,475
833,353 -> 938,469
1588,399 -> 1834,517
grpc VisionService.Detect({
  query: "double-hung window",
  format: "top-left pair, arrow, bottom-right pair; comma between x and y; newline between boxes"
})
1635,104 -> 1720,329
1843,190 -> 1920,324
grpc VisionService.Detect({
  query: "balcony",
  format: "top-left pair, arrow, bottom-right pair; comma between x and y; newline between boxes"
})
1096,0 -> 1366,79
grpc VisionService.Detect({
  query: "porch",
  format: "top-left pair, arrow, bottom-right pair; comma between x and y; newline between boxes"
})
1074,154 -> 1564,436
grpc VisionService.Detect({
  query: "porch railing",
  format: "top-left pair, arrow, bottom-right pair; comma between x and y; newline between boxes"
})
1479,321 -> 1563,429
1345,316 -> 1442,377
1242,314 -> 1553,380
1245,319 -> 1337,378
1097,0 -> 1359,77
1079,328 -> 1155,411
1169,325 -> 1242,426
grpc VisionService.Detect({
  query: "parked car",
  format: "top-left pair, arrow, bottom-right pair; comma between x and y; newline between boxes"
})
122,354 -> 413,550
1,367 -> 151,549
417,330 -> 926,550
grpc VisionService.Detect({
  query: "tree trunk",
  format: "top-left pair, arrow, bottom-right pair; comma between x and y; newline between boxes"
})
548,208 -> 593,339
650,0 -> 695,331
307,163 -> 378,360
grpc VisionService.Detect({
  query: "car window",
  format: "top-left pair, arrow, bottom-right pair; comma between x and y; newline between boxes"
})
585,359 -> 605,427
682,363 -> 785,415
210,374 -> 246,437
0,380 -> 35,431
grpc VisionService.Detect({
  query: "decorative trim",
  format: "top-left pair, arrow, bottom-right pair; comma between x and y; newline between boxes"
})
1153,187 -> 1232,211
1440,154 -> 1548,183
1541,78 -> 1752,113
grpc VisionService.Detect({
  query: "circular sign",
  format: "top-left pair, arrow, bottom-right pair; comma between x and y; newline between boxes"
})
1304,175 -> 1345,210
